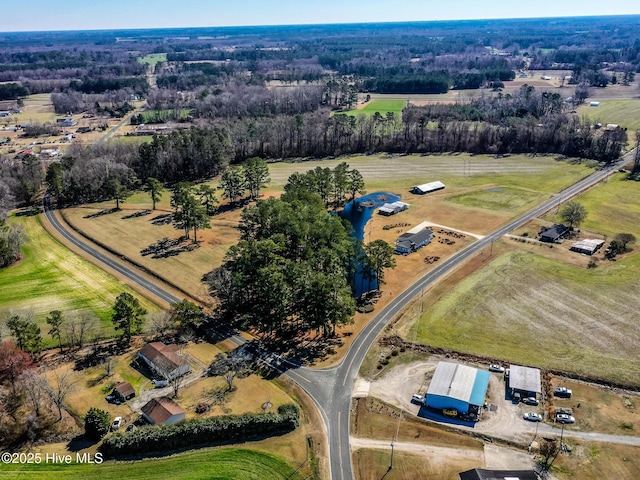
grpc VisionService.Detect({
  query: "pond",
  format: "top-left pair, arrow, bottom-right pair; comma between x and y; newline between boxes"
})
338,192 -> 401,297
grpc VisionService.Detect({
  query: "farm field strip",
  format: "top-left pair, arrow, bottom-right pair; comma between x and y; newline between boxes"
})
0,215 -> 159,338
0,448 -> 303,480
412,249 -> 640,386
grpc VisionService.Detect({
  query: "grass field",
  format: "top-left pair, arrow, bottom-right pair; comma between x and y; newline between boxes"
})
340,99 -> 407,117
0,448 -> 303,480
411,249 -> 640,386
551,441 -> 640,480
446,186 -> 542,212
138,53 -> 167,69
0,215 -> 158,343
577,99 -> 640,143
555,173 -> 640,238
140,109 -> 190,123
268,153 -> 594,193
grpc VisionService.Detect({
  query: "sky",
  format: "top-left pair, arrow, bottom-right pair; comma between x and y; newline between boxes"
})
1,0 -> 638,32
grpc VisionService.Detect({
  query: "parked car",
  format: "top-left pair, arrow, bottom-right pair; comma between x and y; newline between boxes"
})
523,412 -> 542,422
411,394 -> 424,405
489,364 -> 505,373
152,379 -> 168,388
442,408 -> 458,417
111,416 -> 123,431
554,386 -> 573,398
522,397 -> 539,406
125,424 -> 135,432
556,414 -> 575,424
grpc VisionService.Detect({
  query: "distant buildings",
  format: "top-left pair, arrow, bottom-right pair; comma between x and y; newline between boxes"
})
56,118 -> 77,127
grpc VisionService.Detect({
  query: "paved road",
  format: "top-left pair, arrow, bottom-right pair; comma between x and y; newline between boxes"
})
42,153 -> 631,480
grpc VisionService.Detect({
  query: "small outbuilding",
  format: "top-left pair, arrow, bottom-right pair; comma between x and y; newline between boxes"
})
113,382 -> 135,402
411,181 -> 445,195
141,396 -> 186,425
539,223 -> 569,243
570,239 -> 604,255
507,365 -> 541,399
589,101 -> 601,107
394,228 -> 433,254
459,468 -> 540,480
426,362 -> 490,417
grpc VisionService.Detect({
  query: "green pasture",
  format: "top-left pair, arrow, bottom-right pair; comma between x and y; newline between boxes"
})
551,173 -> 640,238
267,153 -> 594,194
140,109 -> 190,123
0,215 -> 158,343
138,53 -> 167,69
446,186 -> 542,212
339,99 -> 407,117
111,135 -> 154,145
412,250 -> 640,386
577,99 -> 640,134
0,448 -> 302,480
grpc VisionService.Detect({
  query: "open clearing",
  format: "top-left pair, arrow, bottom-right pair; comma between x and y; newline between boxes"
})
340,99 -> 407,116
555,172 -> 640,238
61,203 -> 241,303
0,215 -> 158,340
0,448 -> 302,480
411,249 -> 640,386
138,53 -> 167,68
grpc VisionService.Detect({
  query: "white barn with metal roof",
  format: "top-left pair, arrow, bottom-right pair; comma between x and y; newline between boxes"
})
411,181 -> 445,195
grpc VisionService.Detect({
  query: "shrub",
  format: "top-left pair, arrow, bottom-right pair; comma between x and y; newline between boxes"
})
84,407 -> 110,441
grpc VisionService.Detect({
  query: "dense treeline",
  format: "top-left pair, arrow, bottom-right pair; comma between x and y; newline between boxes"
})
206,186 -> 357,337
100,404 -> 299,456
0,83 -> 28,101
69,76 -> 148,95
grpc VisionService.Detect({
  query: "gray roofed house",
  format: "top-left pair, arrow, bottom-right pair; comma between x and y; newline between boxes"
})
394,228 -> 433,254
539,224 -> 569,243
508,365 -> 541,395
459,468 -> 540,480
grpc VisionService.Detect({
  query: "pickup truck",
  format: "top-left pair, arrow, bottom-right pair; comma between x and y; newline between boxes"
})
554,386 -> 572,398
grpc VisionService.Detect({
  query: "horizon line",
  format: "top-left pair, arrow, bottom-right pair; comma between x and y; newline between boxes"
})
1,13 -> 639,35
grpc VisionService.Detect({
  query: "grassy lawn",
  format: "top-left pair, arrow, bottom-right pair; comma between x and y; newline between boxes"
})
339,99 -> 407,117
446,186 -> 542,212
268,153 -> 594,193
411,249 -> 640,386
577,99 -> 640,133
138,53 -> 167,69
0,215 -> 158,343
553,173 -> 640,238
110,135 -> 154,144
0,448 -> 303,480
140,109 -> 190,123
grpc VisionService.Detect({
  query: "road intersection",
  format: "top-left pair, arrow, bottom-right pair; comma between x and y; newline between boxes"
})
43,154 -> 628,479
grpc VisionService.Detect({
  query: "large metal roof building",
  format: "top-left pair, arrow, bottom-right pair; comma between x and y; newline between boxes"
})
426,362 -> 490,414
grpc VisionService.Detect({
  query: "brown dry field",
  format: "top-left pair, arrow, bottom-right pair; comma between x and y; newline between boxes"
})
351,397 -> 481,449
552,441 -> 640,480
353,448 -> 480,480
547,378 -> 640,437
62,204 -> 242,303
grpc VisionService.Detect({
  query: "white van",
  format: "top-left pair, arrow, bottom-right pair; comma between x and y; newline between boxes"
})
152,379 -> 168,388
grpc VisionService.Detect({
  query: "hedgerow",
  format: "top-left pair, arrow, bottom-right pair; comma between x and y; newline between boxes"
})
99,404 -> 299,456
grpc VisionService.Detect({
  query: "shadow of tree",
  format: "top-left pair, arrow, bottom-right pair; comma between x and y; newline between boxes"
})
84,208 -> 119,219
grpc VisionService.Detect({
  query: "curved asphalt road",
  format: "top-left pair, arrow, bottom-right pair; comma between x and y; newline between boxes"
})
42,154 -> 630,480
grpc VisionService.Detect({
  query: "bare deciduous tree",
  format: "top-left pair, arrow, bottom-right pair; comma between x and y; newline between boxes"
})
20,370 -> 48,417
45,369 -> 77,421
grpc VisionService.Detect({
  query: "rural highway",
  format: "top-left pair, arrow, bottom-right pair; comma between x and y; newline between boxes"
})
42,153 -> 630,480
